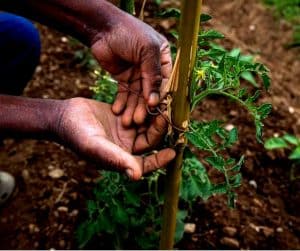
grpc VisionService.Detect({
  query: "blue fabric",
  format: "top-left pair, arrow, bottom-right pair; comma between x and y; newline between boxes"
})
0,12 -> 41,94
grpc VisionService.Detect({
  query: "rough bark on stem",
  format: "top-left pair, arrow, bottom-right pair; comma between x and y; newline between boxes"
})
159,0 -> 202,249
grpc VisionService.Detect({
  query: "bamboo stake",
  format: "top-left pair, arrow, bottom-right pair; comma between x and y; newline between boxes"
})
159,1 -> 202,249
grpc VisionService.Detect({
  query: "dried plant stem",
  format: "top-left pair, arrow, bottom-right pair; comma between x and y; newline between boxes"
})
159,0 -> 202,249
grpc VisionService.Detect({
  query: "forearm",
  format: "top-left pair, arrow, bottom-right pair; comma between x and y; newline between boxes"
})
0,0 -> 126,45
0,95 -> 63,140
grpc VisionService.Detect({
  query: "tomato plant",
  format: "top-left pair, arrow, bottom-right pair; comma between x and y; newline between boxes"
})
77,0 -> 272,249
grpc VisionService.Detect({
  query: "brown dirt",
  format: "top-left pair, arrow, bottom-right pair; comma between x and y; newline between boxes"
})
0,0 -> 300,249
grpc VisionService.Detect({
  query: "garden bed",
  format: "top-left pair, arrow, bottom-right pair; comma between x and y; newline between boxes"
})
0,0 -> 299,249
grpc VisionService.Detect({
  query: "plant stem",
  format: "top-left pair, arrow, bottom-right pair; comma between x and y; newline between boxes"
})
159,1 -> 202,249
120,0 -> 135,15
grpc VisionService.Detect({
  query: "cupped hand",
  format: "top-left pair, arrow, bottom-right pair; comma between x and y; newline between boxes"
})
91,11 -> 172,127
54,98 -> 175,180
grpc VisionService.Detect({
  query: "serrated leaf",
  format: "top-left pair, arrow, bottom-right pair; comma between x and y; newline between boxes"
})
210,183 -> 228,194
230,173 -> 242,188
261,73 -> 270,90
200,13 -> 212,22
199,29 -> 225,40
247,90 -> 261,103
227,127 -> 238,146
241,71 -> 258,87
264,137 -> 289,149
283,134 -> 299,145
205,156 -> 225,172
186,131 -> 210,150
231,156 -> 245,172
181,150 -> 212,201
257,103 -> 272,119
289,146 -> 300,159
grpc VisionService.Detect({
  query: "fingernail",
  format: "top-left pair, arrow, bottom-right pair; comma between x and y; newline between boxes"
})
126,169 -> 133,179
149,92 -> 160,106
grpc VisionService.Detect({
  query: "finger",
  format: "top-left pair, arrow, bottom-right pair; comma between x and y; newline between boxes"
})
112,83 -> 128,115
121,80 -> 140,127
82,135 -> 140,175
141,42 -> 162,107
81,135 -> 175,181
135,148 -> 176,179
133,96 -> 147,125
133,114 -> 168,153
160,43 -> 172,98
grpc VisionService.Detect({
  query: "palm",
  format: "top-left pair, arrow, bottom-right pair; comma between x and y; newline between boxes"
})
57,98 -> 175,180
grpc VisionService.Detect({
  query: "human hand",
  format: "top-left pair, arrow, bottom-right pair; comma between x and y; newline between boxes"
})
91,10 -> 172,127
54,98 -> 175,180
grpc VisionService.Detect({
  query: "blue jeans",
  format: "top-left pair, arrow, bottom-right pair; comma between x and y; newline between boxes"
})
0,12 -> 41,95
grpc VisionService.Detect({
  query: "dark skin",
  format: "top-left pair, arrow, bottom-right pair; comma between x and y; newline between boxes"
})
0,0 -> 175,179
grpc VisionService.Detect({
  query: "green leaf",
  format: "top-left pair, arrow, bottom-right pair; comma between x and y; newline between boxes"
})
264,137 -> 289,149
87,200 -> 97,218
114,201 -> 129,225
210,182 -> 228,194
227,127 -> 238,146
241,71 -> 258,87
230,173 -> 242,188
289,146 -> 300,159
205,156 -> 225,172
261,73 -> 271,90
124,190 -> 140,207
283,134 -> 299,145
157,8 -> 181,18
199,29 -> 225,40
257,103 -> 272,119
200,13 -> 212,22
181,150 -> 212,201
255,120 -> 264,143
77,221 -> 98,248
229,48 -> 241,57
231,156 -> 245,172
175,210 -> 188,243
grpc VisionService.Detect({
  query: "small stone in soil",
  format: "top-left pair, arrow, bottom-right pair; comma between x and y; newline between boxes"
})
276,227 -> 283,233
57,206 -> 68,213
249,180 -> 257,189
59,239 -> 66,248
48,168 -> 64,179
22,169 -> 30,181
223,226 -> 237,237
220,237 -> 240,249
261,226 -> 274,237
184,223 -> 196,234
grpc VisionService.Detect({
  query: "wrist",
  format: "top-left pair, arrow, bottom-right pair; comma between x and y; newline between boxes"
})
0,95 -> 65,140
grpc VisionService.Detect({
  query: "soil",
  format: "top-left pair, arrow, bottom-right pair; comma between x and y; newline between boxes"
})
1,0 -> 300,249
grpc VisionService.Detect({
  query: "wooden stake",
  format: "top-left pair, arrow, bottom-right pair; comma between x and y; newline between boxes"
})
159,1 -> 202,249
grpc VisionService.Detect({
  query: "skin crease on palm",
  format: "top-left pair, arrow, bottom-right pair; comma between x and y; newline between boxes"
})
56,98 -> 176,180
